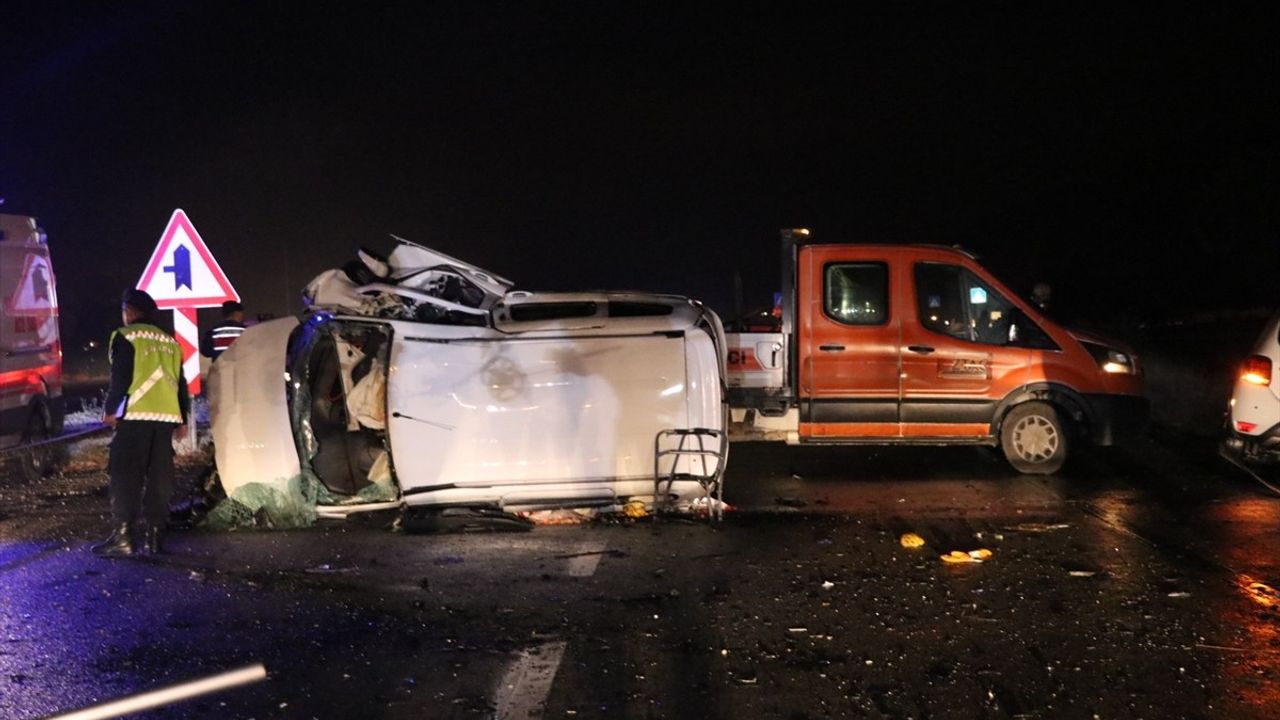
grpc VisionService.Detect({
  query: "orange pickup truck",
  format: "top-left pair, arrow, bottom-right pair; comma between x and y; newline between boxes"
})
726,229 -> 1147,474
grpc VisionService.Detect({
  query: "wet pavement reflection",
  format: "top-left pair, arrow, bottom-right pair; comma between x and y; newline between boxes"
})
2,434 -> 1280,718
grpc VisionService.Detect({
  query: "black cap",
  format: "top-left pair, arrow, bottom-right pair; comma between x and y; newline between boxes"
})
121,288 -> 157,315
222,300 -> 244,315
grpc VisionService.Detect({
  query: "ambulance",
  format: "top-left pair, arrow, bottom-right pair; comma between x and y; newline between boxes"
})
0,214 -> 64,478
727,229 -> 1148,474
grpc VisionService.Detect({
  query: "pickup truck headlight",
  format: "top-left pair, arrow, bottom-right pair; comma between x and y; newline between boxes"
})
1083,342 -> 1136,374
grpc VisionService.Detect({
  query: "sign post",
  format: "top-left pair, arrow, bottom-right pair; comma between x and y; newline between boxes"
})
136,209 -> 238,449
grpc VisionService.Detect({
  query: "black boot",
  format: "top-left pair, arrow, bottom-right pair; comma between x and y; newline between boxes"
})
144,526 -> 165,555
92,523 -> 134,557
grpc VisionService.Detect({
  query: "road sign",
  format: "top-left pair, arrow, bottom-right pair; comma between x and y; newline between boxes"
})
137,209 -> 239,309
136,209 -> 239,398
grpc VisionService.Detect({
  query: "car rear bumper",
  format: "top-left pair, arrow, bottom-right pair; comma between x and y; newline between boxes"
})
1083,393 -> 1149,446
1223,421 -> 1280,463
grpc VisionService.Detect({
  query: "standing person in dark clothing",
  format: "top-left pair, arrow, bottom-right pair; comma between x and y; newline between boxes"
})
199,300 -> 246,361
1030,282 -> 1053,315
92,289 -> 189,558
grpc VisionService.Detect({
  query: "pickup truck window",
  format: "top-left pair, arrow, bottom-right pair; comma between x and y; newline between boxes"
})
915,263 -> 1057,349
964,272 -> 1017,345
915,263 -> 1016,344
915,263 -> 973,340
823,262 -> 888,326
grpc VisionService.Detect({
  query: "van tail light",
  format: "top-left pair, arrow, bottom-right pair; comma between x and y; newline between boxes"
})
1237,420 -> 1258,433
1242,355 -> 1272,386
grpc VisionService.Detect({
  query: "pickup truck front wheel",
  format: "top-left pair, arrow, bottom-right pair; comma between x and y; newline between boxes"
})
1000,401 -> 1068,475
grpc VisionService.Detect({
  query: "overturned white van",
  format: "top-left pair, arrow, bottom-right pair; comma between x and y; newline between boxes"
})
206,240 -> 728,528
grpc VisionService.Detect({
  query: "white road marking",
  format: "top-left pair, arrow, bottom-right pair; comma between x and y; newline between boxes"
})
493,640 -> 567,720
565,543 -> 607,577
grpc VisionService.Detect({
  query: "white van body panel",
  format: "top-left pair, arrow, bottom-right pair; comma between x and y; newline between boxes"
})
387,238 -> 514,306
208,317 -> 302,499
388,331 -> 687,498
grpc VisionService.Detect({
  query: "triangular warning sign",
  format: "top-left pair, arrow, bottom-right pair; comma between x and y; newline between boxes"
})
4,253 -> 57,315
136,208 -> 239,308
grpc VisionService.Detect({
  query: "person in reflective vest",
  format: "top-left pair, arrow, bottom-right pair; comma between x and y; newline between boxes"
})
92,289 -> 189,558
200,300 -> 246,361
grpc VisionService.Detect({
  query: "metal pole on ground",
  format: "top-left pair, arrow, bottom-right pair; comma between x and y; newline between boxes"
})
42,664 -> 267,720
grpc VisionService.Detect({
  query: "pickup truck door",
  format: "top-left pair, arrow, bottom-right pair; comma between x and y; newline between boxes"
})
797,247 -> 901,439
899,262 -> 1030,437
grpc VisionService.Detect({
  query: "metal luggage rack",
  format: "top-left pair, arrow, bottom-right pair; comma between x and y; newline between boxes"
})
653,427 -> 728,521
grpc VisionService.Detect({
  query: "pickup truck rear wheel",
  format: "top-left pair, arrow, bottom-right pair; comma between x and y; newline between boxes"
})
1000,401 -> 1068,475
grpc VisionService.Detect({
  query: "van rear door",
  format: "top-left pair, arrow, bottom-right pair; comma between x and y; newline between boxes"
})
797,246 -> 901,440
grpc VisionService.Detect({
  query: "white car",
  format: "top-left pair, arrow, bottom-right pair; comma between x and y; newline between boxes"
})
1223,311 -> 1280,469
207,239 -> 727,527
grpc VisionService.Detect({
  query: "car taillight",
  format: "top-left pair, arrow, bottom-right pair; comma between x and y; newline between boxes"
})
1242,355 -> 1272,386
1237,420 -> 1258,432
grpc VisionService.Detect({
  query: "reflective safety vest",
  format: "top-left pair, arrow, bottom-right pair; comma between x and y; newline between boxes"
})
110,323 -> 184,423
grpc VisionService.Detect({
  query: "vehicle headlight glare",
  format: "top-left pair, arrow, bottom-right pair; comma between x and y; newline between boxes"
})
1102,350 -> 1133,374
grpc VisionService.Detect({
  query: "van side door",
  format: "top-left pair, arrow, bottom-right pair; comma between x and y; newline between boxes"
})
797,246 -> 901,439
899,261 -> 1030,438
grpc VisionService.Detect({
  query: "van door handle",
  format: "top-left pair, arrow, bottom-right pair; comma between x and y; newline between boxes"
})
818,344 -> 845,352
907,345 -> 935,355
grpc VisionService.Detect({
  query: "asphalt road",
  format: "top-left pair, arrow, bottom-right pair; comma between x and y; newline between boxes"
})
2,434 -> 1279,719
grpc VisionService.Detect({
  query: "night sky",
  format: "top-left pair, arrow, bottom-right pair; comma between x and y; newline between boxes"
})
3,3 -> 1277,352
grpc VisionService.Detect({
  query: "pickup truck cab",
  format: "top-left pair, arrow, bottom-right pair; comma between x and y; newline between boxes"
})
727,229 -> 1147,474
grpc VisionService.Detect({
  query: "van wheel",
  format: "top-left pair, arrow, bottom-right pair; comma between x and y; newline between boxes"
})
1000,401 -> 1068,475
19,409 -> 54,483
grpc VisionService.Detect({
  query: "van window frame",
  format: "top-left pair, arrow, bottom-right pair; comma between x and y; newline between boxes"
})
507,301 -> 600,322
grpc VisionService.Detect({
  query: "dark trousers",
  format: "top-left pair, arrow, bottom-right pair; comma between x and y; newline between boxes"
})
108,421 -> 176,527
